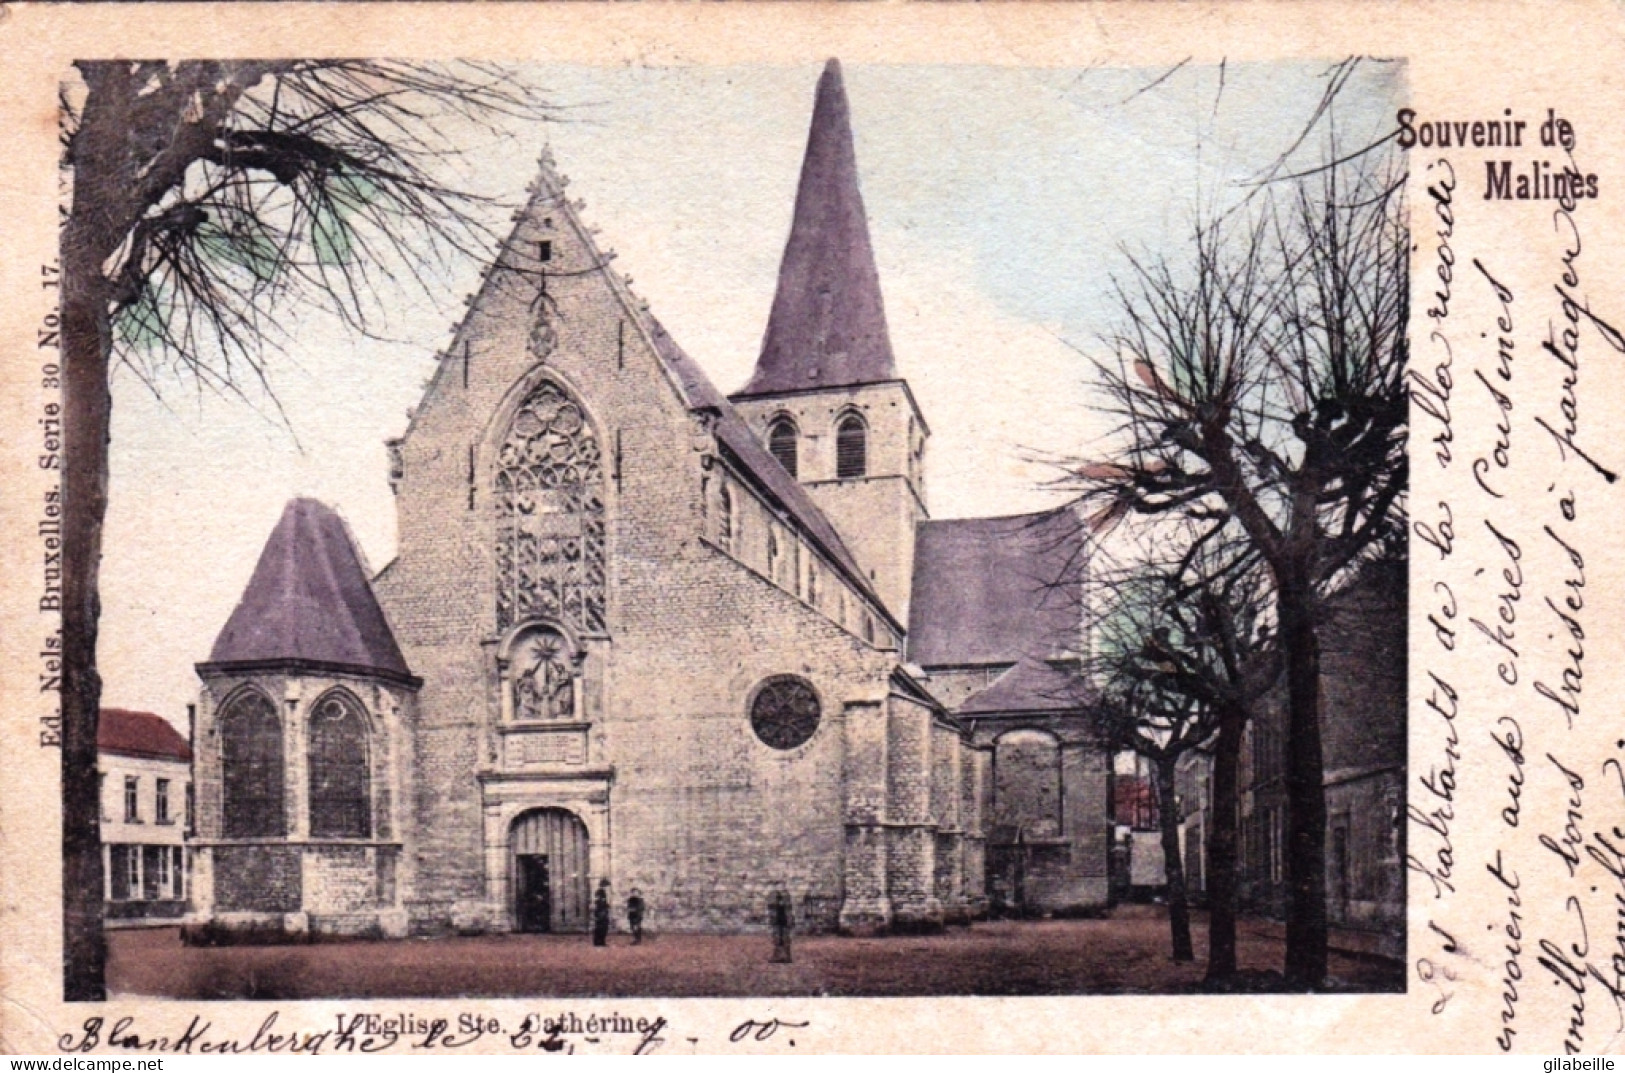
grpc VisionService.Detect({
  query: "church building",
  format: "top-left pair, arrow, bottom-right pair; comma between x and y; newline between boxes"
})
186,61 -> 1111,940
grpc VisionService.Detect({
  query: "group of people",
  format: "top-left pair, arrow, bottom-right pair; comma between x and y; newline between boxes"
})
585,881 -> 796,963
590,880 -> 646,946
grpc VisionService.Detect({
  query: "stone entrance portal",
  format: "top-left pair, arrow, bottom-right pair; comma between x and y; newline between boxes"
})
510,808 -> 590,932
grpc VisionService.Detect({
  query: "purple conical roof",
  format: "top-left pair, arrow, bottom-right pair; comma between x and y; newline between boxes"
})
204,498 -> 414,684
738,59 -> 897,396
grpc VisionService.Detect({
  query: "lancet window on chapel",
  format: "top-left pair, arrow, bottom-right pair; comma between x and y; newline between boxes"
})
495,380 -> 606,635
307,692 -> 371,839
219,689 -> 284,839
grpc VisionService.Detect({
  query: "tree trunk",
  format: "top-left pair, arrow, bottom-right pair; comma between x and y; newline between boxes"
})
59,245 -> 115,1002
60,68 -> 134,1001
1205,711 -> 1244,983
1154,754 -> 1193,962
1278,569 -> 1328,989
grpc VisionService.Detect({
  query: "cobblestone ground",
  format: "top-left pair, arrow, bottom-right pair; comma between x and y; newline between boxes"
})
108,906 -> 1402,999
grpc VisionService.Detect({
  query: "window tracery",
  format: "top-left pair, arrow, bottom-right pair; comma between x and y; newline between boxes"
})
220,690 -> 284,839
750,676 -> 822,750
308,692 -> 371,839
495,380 -> 606,634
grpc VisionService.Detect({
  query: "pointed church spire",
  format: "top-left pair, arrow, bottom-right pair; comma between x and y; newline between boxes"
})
739,59 -> 897,396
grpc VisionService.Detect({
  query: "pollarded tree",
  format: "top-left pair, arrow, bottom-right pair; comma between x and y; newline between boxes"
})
1088,523 -> 1279,977
60,60 -> 551,999
1068,155 -> 1407,987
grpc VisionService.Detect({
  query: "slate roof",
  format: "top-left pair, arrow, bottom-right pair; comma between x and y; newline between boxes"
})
957,658 -> 1091,715
737,59 -> 898,397
99,708 -> 191,762
907,509 -> 1086,667
645,316 -> 886,615
203,498 -> 416,684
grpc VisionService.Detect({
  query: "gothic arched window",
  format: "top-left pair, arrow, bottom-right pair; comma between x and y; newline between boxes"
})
511,626 -> 576,721
495,380 -> 606,635
750,676 -> 822,750
836,414 -> 867,479
220,690 -> 284,838
308,692 -> 371,839
768,418 -> 799,478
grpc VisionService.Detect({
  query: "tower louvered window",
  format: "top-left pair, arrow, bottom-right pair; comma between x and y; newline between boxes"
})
308,693 -> 371,839
836,414 -> 867,479
495,380 -> 606,634
220,690 -> 284,838
768,418 -> 799,477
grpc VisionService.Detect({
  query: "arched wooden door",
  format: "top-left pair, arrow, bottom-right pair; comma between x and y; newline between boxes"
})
510,808 -> 591,932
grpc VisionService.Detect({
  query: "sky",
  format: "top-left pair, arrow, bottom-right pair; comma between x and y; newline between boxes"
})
95,59 -> 1404,725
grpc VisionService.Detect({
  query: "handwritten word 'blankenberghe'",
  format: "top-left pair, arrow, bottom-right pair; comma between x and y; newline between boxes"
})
58,1011 -> 808,1056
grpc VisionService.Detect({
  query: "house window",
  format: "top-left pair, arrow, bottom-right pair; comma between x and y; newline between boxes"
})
768,418 -> 799,478
109,846 -> 133,901
767,526 -> 781,583
308,692 -> 371,839
155,778 -> 171,825
806,560 -> 819,607
185,783 -> 195,834
835,414 -> 867,479
220,689 -> 285,838
123,776 -> 140,823
124,846 -> 140,899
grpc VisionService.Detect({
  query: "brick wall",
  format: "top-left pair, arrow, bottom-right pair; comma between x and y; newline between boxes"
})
372,167 -> 974,934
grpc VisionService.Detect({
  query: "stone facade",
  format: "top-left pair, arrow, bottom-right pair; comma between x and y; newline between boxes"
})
187,60 -> 1111,941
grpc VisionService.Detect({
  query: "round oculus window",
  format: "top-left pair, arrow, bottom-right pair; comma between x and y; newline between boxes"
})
750,676 -> 821,750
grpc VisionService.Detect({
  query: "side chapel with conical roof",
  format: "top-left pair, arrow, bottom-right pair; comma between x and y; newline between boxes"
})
188,61 -> 1112,939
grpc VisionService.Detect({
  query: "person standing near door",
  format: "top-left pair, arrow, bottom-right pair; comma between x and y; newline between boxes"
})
626,888 -> 646,945
591,879 -> 611,946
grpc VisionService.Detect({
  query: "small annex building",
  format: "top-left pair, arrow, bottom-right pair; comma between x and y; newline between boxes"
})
99,708 -> 193,925
186,61 -> 1110,940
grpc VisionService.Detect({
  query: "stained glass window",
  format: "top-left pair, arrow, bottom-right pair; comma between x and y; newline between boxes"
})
750,676 -> 822,750
220,689 -> 284,838
495,380 -> 606,634
308,693 -> 370,839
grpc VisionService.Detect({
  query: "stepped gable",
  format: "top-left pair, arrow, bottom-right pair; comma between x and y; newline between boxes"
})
907,509 -> 1085,667
957,658 -> 1090,716
203,498 -> 416,684
644,316 -> 884,611
99,708 -> 192,762
738,59 -> 897,397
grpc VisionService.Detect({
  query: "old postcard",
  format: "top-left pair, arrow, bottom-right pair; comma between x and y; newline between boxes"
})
2,0 -> 1624,1054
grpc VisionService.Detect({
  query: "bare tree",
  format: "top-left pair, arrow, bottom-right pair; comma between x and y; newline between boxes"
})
1068,155 -> 1407,987
1089,526 -> 1279,977
59,60 -> 551,999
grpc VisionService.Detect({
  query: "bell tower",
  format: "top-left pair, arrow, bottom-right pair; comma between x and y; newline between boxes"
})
730,59 -> 928,623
